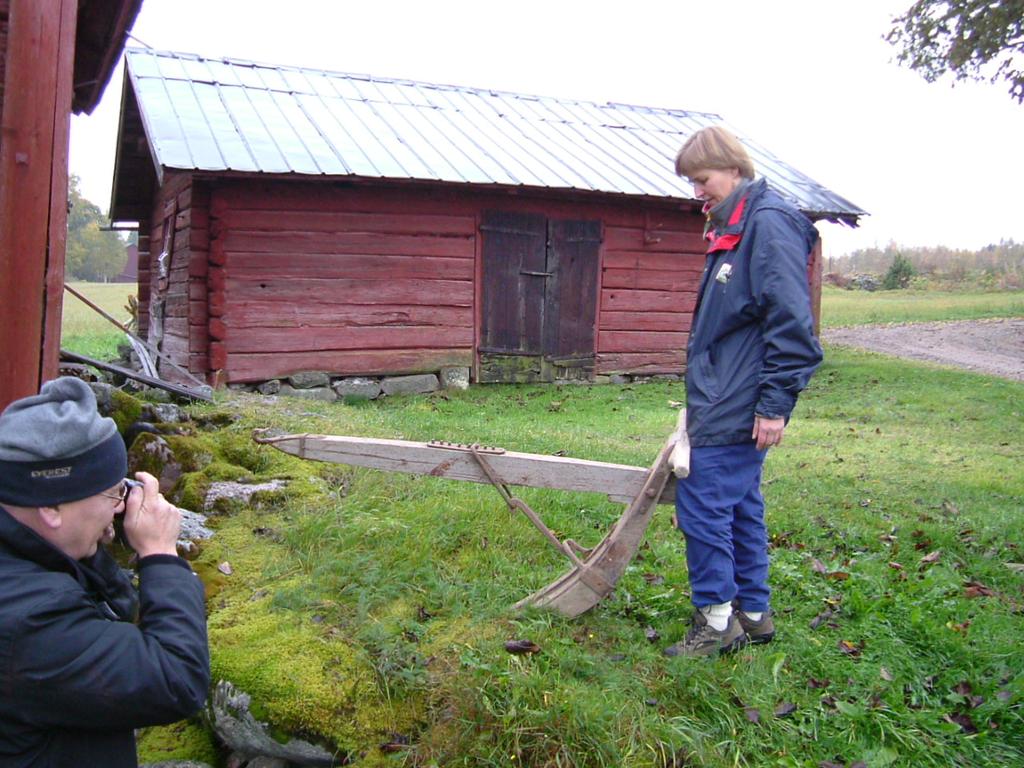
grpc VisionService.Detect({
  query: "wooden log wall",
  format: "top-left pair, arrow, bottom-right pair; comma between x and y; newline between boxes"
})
595,213 -> 704,375
0,1 -> 9,121
140,176 -> 712,385
207,181 -> 478,383
142,171 -> 209,383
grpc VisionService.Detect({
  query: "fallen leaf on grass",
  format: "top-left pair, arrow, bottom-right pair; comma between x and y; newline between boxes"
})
919,550 -> 942,568
743,707 -> 761,723
826,571 -> 851,581
773,701 -> 797,717
997,690 -> 1012,702
644,626 -> 660,643
1005,563 -> 1024,573
963,580 -> 994,598
504,639 -> 541,655
880,667 -> 894,681
838,639 -> 862,657
380,733 -> 410,753
887,561 -> 904,571
807,677 -> 831,689
944,712 -> 978,734
810,608 -> 835,630
811,558 -> 828,574
946,620 -> 971,632
217,561 -> 232,575
642,572 -> 665,585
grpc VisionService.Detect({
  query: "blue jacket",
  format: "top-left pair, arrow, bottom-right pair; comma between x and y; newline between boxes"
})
0,508 -> 210,768
685,178 -> 823,447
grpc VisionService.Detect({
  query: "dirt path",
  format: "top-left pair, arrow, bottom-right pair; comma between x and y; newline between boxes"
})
822,318 -> 1024,382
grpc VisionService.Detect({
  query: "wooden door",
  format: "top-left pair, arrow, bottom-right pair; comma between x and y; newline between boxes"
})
479,211 -> 600,383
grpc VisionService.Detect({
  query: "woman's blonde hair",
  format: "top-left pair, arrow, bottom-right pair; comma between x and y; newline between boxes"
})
675,125 -> 755,180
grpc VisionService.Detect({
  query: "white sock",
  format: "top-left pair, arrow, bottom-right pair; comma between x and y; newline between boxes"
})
743,611 -> 763,621
701,602 -> 732,631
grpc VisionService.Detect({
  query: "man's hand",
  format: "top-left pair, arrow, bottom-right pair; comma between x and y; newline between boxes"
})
753,415 -> 785,451
122,472 -> 181,558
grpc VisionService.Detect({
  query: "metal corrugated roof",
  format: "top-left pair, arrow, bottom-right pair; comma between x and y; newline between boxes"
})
124,48 -> 866,224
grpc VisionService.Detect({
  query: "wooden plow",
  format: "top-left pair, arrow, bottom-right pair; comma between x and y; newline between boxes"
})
253,411 -> 688,618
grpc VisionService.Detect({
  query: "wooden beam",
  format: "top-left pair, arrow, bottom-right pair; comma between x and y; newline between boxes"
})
258,433 -> 675,505
0,0 -> 77,409
60,349 -> 213,402
808,238 -> 823,335
41,0 -> 77,383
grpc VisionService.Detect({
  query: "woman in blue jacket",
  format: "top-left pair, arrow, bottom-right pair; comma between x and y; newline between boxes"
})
664,126 -> 823,658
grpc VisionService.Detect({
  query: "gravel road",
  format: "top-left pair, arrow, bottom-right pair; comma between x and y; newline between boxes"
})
822,318 -> 1024,382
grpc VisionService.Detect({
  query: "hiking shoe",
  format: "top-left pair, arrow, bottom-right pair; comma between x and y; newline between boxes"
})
663,611 -> 747,658
736,608 -> 775,645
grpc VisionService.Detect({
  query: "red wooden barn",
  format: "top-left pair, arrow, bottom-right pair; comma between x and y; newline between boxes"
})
0,0 -> 142,410
109,49 -> 865,387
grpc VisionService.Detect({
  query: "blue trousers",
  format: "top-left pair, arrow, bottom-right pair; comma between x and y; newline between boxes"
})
674,442 -> 770,612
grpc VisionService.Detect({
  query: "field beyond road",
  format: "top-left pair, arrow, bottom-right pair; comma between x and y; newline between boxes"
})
820,286 -> 1024,328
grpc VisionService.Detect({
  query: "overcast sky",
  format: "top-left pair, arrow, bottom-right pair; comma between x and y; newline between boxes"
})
69,0 -> 1024,260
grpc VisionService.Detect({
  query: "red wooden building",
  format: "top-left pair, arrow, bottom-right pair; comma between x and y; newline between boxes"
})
0,0 -> 142,410
109,49 -> 865,387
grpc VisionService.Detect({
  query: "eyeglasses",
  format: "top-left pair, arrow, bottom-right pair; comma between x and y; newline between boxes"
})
98,478 -> 143,506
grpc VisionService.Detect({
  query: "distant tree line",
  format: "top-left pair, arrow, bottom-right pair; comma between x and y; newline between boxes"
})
830,240 -> 1024,276
65,174 -> 127,281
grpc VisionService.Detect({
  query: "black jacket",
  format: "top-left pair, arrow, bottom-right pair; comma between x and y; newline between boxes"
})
0,508 -> 209,768
686,179 -> 823,446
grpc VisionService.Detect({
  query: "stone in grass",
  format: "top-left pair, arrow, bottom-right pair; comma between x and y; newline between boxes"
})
209,681 -> 336,767
140,402 -> 188,424
277,384 -> 337,402
287,371 -> 331,389
381,374 -> 439,396
177,506 -> 213,553
332,377 -> 382,400
439,366 -> 470,390
203,480 -> 288,514
256,379 -> 281,395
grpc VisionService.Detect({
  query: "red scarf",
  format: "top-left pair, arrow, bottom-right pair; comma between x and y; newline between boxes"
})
703,194 -> 747,253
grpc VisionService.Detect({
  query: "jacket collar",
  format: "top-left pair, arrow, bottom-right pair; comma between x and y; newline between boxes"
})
703,177 -> 768,253
0,504 -> 86,583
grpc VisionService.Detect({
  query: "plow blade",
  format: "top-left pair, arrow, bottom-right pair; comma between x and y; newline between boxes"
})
255,410 -> 684,617
514,434 -> 675,617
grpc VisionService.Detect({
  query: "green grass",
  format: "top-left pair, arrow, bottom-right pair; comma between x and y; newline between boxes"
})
61,281 -> 135,359
142,348 -> 1024,768
821,286 -> 1024,327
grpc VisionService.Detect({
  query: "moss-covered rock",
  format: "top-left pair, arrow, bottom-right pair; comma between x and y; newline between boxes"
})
136,717 -> 221,766
109,387 -> 144,434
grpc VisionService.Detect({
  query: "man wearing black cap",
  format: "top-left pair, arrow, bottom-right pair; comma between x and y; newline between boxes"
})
0,377 -> 210,767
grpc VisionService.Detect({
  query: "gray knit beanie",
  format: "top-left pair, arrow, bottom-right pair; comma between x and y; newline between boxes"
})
0,377 -> 127,506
